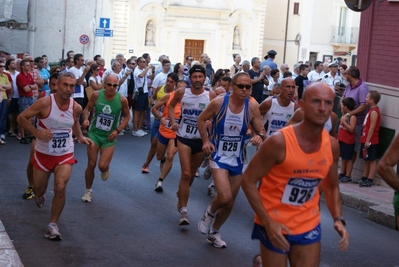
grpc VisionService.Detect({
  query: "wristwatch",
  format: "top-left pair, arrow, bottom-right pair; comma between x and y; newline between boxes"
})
258,134 -> 265,141
116,128 -> 122,134
334,217 -> 346,226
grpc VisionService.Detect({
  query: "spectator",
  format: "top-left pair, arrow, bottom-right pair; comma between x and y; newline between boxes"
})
358,90 -> 381,187
338,97 -> 357,183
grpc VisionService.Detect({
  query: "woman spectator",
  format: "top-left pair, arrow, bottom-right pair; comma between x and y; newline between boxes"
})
50,66 -> 61,76
88,64 -> 103,93
173,63 -> 185,80
211,69 -> 225,90
268,69 -> 280,91
0,61 -> 11,144
230,54 -> 242,77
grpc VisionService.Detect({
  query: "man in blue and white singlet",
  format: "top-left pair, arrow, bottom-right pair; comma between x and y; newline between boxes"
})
197,72 -> 265,248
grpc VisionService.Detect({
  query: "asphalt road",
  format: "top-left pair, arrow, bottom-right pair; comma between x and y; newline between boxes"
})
1,129 -> 399,267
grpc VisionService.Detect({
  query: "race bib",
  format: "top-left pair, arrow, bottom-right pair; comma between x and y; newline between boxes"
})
183,119 -> 199,138
281,178 -> 320,206
96,113 -> 115,131
217,135 -> 242,158
48,132 -> 70,154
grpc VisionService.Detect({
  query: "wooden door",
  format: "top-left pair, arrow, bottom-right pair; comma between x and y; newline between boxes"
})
184,39 -> 204,62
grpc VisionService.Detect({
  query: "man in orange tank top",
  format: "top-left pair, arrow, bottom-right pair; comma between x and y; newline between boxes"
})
242,82 -> 349,266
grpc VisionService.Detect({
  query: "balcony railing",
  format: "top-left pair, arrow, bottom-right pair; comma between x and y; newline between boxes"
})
330,26 -> 359,44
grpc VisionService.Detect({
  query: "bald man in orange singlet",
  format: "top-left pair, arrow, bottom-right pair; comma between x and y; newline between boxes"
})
242,82 -> 349,266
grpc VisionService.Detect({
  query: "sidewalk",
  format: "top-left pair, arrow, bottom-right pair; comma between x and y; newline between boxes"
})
338,182 -> 396,229
0,221 -> 23,267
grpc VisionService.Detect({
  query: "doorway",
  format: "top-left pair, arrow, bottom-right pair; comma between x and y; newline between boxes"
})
184,39 -> 204,62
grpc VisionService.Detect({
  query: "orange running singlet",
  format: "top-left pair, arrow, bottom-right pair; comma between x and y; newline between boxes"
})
158,91 -> 181,139
254,126 -> 333,235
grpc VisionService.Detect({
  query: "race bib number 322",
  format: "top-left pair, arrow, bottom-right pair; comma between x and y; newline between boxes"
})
281,178 -> 320,206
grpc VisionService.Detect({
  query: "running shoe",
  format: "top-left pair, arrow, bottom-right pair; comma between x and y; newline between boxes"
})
101,170 -> 110,181
204,166 -> 212,180
125,125 -> 130,131
35,195 -> 46,208
208,185 -> 217,197
201,157 -> 209,168
22,186 -> 35,199
82,191 -> 92,203
339,176 -> 352,183
154,181 -> 163,192
118,131 -> 124,136
179,211 -> 190,225
20,137 -> 29,144
198,206 -> 214,234
137,129 -> 148,136
359,179 -> 374,187
207,231 -> 226,248
45,223 -> 62,241
141,164 -> 149,173
132,130 -> 145,137
16,134 -> 22,140
195,169 -> 200,177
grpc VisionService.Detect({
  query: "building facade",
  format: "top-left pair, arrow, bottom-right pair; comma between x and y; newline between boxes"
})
262,0 -> 360,68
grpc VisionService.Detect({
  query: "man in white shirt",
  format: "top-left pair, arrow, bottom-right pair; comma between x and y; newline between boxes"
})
68,54 -> 90,107
322,61 -> 342,92
307,61 -> 323,82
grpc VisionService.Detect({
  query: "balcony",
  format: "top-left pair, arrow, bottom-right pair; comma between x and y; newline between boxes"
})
330,26 -> 359,45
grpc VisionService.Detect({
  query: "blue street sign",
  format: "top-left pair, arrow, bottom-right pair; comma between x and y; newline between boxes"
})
99,18 -> 110,29
95,29 -> 113,37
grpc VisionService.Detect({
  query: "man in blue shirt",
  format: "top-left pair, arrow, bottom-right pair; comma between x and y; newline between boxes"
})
261,50 -> 278,70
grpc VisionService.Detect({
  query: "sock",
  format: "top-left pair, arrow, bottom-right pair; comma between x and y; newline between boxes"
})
209,227 -> 218,234
158,178 -> 164,182
207,206 -> 215,217
181,207 -> 187,213
86,188 -> 92,193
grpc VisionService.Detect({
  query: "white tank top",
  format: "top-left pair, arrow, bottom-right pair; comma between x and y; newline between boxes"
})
177,88 -> 210,139
35,94 -> 75,155
324,116 -> 332,133
264,97 -> 295,136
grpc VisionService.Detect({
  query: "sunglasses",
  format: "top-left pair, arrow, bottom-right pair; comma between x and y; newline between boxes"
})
106,83 -> 118,88
234,83 -> 252,90
0,65 -> 4,68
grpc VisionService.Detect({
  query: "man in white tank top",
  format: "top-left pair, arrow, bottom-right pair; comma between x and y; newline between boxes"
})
18,72 -> 93,241
259,78 -> 299,137
168,65 -> 216,226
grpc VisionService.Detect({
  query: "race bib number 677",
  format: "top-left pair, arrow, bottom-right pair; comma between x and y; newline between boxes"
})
281,178 -> 320,206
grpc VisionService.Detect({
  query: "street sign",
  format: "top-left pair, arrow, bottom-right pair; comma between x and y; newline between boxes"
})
99,18 -> 110,29
95,29 -> 113,37
79,34 -> 90,45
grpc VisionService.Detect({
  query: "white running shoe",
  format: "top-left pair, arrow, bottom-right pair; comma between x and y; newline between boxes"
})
198,206 -> 214,234
207,231 -> 226,248
82,191 -> 92,203
179,211 -> 190,225
132,130 -> 145,137
101,170 -> 110,181
208,185 -> 217,197
137,129 -> 148,136
45,223 -> 62,241
154,181 -> 163,192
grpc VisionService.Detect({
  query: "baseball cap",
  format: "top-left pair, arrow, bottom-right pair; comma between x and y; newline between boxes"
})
189,65 -> 206,76
328,61 -> 338,68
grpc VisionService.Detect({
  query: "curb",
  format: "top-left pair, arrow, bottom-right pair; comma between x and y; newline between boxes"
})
0,221 -> 24,267
339,186 -> 396,229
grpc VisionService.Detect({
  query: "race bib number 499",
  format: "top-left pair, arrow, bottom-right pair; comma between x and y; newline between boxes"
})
281,178 -> 320,206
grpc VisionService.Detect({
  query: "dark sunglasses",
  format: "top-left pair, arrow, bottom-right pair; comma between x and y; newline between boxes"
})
0,65 -> 5,67
234,83 -> 252,90
106,83 -> 118,88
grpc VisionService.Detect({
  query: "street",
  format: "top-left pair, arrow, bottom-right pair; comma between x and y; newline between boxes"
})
1,130 -> 399,267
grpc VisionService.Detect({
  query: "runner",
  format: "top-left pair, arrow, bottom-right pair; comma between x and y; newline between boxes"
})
241,82 -> 349,265
197,72 -> 265,248
17,72 -> 93,240
168,65 -> 216,225
151,79 -> 186,192
81,74 -> 130,202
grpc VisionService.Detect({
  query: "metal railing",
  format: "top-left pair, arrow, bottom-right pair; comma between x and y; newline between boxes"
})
330,26 -> 359,44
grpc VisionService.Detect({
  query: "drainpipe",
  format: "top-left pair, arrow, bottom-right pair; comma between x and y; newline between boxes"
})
283,0 -> 290,63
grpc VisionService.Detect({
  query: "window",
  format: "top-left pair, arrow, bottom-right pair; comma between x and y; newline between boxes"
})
338,7 -> 347,36
293,2 -> 300,15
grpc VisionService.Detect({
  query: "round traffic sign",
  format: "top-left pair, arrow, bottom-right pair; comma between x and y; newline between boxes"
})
79,34 -> 90,45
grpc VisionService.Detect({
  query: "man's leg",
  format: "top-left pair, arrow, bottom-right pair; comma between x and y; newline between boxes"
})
50,164 -> 73,223
210,171 -> 242,231
143,135 -> 158,169
32,167 -> 51,200
288,242 -> 321,267
260,242 -> 288,267
160,139 -> 178,179
84,143 -> 100,189
23,139 -> 36,199
98,145 -> 116,173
